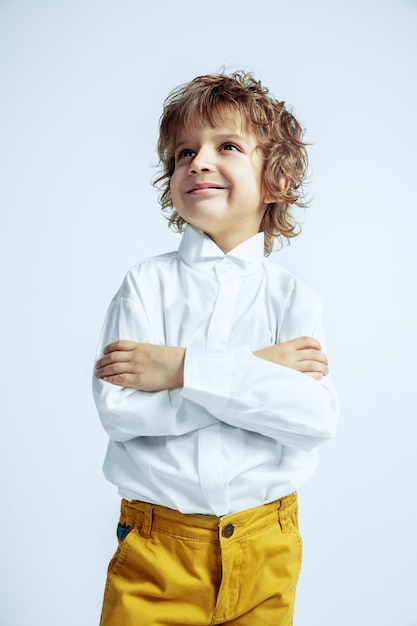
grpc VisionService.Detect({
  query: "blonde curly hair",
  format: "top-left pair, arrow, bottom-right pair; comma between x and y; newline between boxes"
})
154,71 -> 309,255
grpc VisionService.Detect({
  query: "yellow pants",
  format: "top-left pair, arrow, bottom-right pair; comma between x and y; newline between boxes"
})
99,494 -> 302,626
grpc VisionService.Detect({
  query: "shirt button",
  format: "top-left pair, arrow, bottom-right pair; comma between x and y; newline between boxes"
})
222,523 -> 235,538
219,267 -> 228,275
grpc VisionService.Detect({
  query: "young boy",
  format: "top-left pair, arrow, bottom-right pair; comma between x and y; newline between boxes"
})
94,71 -> 339,626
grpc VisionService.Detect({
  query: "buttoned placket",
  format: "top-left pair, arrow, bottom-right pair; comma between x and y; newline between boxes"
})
197,259 -> 241,515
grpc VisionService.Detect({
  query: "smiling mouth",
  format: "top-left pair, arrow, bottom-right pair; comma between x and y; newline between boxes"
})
187,183 -> 225,194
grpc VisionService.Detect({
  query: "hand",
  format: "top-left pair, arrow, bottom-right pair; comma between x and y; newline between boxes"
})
95,341 -> 185,391
254,336 -> 329,380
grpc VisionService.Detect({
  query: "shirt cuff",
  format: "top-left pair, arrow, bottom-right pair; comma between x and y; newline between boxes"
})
180,347 -> 250,415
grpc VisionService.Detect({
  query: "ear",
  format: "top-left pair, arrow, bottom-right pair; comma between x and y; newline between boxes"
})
279,174 -> 290,192
263,190 -> 274,204
263,175 -> 290,204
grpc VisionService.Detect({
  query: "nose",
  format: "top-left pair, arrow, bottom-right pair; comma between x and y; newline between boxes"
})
188,147 -> 214,174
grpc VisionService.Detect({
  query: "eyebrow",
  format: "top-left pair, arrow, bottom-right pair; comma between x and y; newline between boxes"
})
174,133 -> 249,150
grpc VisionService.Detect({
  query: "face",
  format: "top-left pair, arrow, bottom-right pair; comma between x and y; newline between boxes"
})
170,113 -> 272,253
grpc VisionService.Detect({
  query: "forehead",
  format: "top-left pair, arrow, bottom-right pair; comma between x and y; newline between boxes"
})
174,106 -> 255,143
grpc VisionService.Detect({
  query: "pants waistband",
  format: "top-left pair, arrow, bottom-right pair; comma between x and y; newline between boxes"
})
119,493 -> 297,543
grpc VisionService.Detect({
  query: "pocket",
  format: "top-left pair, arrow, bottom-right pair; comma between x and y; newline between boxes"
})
278,497 -> 299,533
107,524 -> 133,576
278,497 -> 303,567
117,524 -> 132,541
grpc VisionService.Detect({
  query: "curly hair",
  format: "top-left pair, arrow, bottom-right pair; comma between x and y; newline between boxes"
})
154,71 -> 309,255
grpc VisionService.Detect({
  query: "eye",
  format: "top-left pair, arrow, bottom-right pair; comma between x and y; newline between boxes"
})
221,143 -> 239,152
176,148 -> 195,161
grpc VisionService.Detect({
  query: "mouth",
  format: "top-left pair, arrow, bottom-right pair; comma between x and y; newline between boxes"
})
186,183 -> 225,194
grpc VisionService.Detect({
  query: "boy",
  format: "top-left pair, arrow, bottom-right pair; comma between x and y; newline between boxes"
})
94,71 -> 338,626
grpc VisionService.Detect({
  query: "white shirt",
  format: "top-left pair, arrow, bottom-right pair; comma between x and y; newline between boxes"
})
93,226 -> 339,516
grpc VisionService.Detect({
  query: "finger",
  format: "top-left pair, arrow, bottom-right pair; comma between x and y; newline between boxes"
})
306,365 -> 329,376
101,373 -> 136,387
306,371 -> 324,380
295,349 -> 328,366
103,340 -> 139,355
96,360 -> 138,378
296,360 -> 329,375
100,371 -> 151,391
96,350 -> 133,370
289,336 -> 322,352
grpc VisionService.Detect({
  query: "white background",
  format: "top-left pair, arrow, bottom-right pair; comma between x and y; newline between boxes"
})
1,0 -> 416,624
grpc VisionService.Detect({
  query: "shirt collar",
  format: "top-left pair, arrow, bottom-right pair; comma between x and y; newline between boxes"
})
178,226 -> 265,275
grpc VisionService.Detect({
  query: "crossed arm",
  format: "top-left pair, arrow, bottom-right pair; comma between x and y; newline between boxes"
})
94,337 -> 329,392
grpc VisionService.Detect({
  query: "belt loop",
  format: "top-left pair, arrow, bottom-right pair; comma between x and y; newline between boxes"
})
140,502 -> 153,538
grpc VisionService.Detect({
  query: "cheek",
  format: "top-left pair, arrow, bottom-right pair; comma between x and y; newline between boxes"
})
169,173 -> 179,199
169,174 -> 186,213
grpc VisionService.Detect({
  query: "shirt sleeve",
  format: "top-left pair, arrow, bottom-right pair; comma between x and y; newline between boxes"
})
92,292 -> 217,442
180,281 -> 339,451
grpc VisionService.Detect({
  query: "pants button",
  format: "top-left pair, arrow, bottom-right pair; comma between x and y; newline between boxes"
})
222,523 -> 235,538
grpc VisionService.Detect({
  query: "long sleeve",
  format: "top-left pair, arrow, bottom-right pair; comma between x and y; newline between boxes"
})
182,349 -> 337,450
181,279 -> 339,451
93,293 -> 217,442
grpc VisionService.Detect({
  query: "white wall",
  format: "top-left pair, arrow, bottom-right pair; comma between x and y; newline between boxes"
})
1,0 -> 416,624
